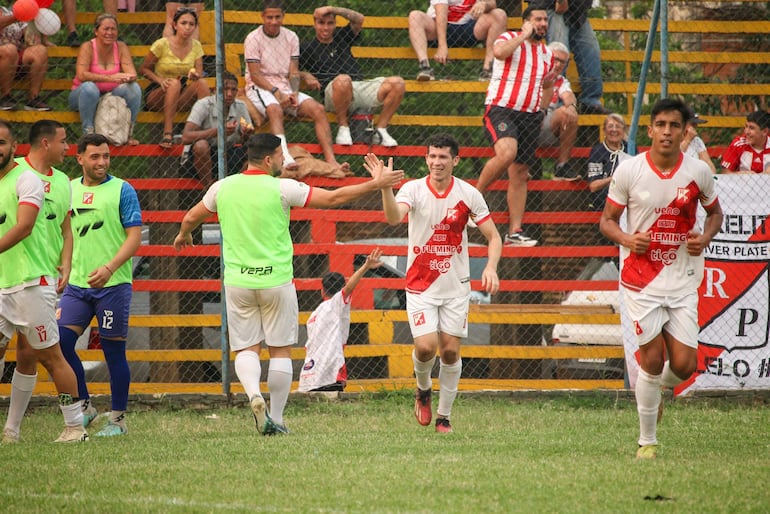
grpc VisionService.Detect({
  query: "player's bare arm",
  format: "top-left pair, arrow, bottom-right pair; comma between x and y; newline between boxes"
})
477,218 -> 501,294
174,201 -> 213,250
686,199 -> 723,256
600,201 -> 652,254
87,225 -> 141,288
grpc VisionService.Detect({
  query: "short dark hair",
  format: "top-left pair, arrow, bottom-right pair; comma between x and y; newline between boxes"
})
747,111 -> 770,130
77,133 -> 110,153
222,71 -> 238,86
262,0 -> 284,12
522,1 -> 548,20
425,133 -> 460,158
0,119 -> 14,140
28,120 -> 64,146
246,133 -> 281,162
650,98 -> 692,125
321,272 -> 345,297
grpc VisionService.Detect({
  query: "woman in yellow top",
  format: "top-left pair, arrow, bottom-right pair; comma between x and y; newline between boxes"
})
139,7 -> 209,148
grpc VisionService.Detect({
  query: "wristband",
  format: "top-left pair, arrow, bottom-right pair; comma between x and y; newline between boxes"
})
565,104 -> 577,111
104,264 -> 114,274
270,86 -> 279,94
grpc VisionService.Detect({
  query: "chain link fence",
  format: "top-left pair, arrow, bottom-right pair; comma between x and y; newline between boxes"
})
2,0 -> 769,392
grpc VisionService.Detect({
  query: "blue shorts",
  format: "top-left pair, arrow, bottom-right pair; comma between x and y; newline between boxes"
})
430,21 -> 480,47
57,283 -> 133,339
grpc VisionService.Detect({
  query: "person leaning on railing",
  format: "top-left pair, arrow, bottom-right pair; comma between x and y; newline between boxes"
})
69,13 -> 142,145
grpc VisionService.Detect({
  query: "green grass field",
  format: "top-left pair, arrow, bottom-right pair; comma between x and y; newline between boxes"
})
1,391 -> 768,513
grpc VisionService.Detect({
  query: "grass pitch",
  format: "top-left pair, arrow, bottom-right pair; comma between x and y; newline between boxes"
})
0,391 -> 767,513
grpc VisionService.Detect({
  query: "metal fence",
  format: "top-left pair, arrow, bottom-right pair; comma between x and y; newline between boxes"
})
2,0 -> 769,394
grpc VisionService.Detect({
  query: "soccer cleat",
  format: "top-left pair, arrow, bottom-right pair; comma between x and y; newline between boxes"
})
435,417 -> 453,433
553,162 -> 582,181
24,97 -> 52,112
636,444 -> 658,459
2,428 -> 19,443
414,388 -> 432,426
0,95 -> 15,111
82,403 -> 98,428
250,395 -> 268,435
504,231 -> 538,247
263,418 -> 290,436
95,422 -> 127,437
335,126 -> 353,146
376,128 -> 398,147
55,425 -> 89,443
416,67 -> 434,81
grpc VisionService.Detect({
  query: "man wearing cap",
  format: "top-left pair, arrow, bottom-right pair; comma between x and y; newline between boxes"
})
681,113 -> 716,174
721,111 -> 770,174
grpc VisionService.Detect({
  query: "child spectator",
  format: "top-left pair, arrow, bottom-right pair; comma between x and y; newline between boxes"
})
299,249 -> 383,392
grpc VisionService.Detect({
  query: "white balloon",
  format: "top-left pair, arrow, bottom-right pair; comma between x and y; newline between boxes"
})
34,8 -> 61,36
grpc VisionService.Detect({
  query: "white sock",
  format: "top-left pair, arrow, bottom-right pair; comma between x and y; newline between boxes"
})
660,361 -> 685,388
437,359 -> 462,419
267,358 -> 293,425
60,402 -> 84,428
234,350 -> 263,401
636,369 -> 662,446
413,350 -> 435,391
5,370 -> 36,434
277,134 -> 296,165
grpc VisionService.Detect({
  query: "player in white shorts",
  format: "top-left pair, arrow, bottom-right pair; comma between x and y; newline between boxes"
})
369,133 -> 502,433
174,133 -> 402,435
600,98 -> 723,459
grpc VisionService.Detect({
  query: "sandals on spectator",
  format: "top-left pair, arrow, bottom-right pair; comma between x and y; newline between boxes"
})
159,132 -> 173,149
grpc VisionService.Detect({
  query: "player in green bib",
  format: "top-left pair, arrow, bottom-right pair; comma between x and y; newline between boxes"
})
57,133 -> 142,437
174,133 -> 403,434
2,120 -> 76,443
0,120 -> 87,443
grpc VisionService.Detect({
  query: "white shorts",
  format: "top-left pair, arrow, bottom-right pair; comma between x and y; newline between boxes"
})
0,284 -> 59,350
225,282 -> 298,351
245,86 -> 314,118
623,289 -> 699,348
324,77 -> 385,112
406,292 -> 470,339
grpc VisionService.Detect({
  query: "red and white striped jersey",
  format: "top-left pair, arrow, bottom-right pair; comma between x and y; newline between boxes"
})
720,134 -> 770,173
395,176 -> 492,298
484,31 -> 554,112
607,152 -> 719,296
426,0 -> 477,25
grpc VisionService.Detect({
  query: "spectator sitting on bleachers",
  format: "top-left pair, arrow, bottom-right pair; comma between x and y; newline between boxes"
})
681,113 -> 716,174
408,0 -> 507,81
0,6 -> 51,111
538,41 -> 580,181
720,110 -> 770,174
70,14 -> 141,145
139,6 -> 210,149
163,1 -> 204,39
300,5 -> 404,148
181,71 -> 254,188
244,0 -> 348,172
586,113 -> 628,211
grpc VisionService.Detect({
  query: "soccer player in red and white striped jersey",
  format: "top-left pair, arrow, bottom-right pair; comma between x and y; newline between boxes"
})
600,98 -> 723,459
476,4 -> 555,247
